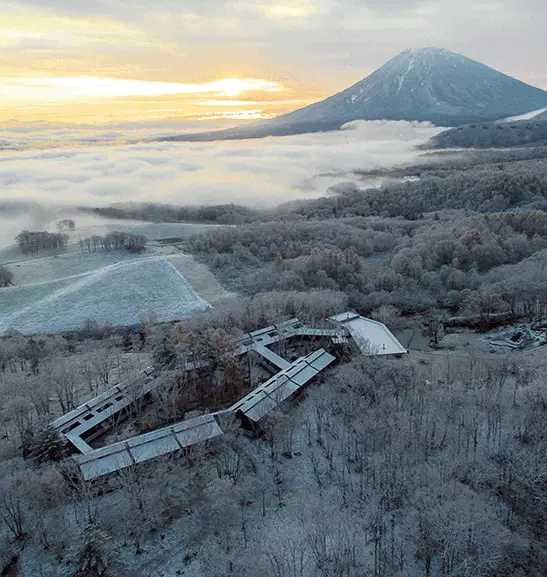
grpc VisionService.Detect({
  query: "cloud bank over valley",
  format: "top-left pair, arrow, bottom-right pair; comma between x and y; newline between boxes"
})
0,120 -> 441,216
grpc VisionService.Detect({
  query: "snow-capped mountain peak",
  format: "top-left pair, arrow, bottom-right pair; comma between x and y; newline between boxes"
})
161,48 -> 547,141
273,47 -> 547,128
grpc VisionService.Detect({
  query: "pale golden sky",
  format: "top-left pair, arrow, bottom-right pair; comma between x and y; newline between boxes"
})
1,0 -> 546,125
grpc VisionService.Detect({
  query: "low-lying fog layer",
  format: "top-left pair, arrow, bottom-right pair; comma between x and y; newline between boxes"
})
0,120 -> 442,248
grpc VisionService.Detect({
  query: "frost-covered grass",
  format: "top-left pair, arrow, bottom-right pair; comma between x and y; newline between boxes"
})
7,249 -> 136,286
166,253 -> 233,304
0,218 -> 227,335
0,255 -> 210,335
71,220 -> 225,241
0,216 -> 225,266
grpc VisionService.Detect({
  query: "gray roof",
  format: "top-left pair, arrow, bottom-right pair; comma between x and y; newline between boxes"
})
52,317 -> 351,480
50,371 -> 160,452
76,348 -> 335,480
76,413 -> 224,481
252,343 -> 291,370
52,318 -> 347,454
231,349 -> 336,423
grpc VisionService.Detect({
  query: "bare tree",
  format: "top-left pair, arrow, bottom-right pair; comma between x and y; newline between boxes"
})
74,522 -> 110,577
0,265 -> 13,287
0,473 -> 29,541
267,539 -> 308,577
49,360 -> 79,413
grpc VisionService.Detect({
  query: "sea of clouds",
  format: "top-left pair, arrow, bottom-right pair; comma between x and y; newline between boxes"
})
0,119 -> 442,246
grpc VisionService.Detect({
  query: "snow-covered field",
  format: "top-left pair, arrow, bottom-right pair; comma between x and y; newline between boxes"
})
0,210 -> 226,254
0,251 -> 211,335
5,249 -> 133,285
66,218 -> 226,243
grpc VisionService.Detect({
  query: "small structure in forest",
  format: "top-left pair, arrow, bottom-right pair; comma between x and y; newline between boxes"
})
51,314 -> 405,480
230,349 -> 336,426
329,312 -> 407,356
77,412 -> 225,481
487,323 -> 547,351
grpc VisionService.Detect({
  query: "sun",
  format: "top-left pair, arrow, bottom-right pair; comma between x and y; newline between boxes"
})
0,74 -> 288,123
1,75 -> 284,102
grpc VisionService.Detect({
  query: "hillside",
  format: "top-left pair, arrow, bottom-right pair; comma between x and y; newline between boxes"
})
430,119 -> 547,149
271,48 -> 547,128
1,146 -> 547,577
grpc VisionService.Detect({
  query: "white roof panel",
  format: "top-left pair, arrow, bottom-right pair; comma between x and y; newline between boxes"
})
78,445 -> 134,480
329,312 -> 360,323
263,374 -> 298,396
174,416 -> 223,446
252,343 -> 291,369
329,312 -> 407,356
244,396 -> 279,422
128,434 -> 180,464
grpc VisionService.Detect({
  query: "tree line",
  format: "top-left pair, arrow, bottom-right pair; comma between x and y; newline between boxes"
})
185,208 -> 547,323
431,119 -> 547,149
293,163 -> 547,220
15,231 -> 69,254
78,231 -> 147,253
87,202 -> 260,225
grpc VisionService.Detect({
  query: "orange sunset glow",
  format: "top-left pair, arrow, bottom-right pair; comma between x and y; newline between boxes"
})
0,2 -> 327,124
0,74 -> 303,124
0,1 -> 545,125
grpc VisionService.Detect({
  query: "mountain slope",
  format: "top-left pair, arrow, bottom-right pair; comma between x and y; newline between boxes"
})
274,48 -> 547,127
429,119 -> 547,149
161,48 -> 547,141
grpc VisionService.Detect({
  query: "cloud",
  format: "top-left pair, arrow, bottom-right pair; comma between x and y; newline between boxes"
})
0,120 -> 441,213
2,0 -> 546,131
5,0 -> 547,96
1,76 -> 284,104
258,0 -> 321,20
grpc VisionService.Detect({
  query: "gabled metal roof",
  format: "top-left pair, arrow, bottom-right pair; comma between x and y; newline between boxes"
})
252,343 -> 291,370
50,316 -> 404,481
231,349 -> 336,424
76,412 -> 225,481
51,318 -> 348,454
50,373 -> 161,452
76,348 -> 336,480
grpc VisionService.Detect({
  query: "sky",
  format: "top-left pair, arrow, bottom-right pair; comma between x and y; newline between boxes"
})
1,0 -> 546,125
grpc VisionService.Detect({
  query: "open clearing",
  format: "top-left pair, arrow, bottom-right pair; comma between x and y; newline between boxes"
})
0,218 -> 234,335
66,218 -> 227,243
0,251 -> 212,334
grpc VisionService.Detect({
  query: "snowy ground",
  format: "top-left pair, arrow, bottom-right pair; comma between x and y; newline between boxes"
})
0,217 -> 234,335
65,217 -> 227,243
0,253 -> 211,335
165,253 -> 234,304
